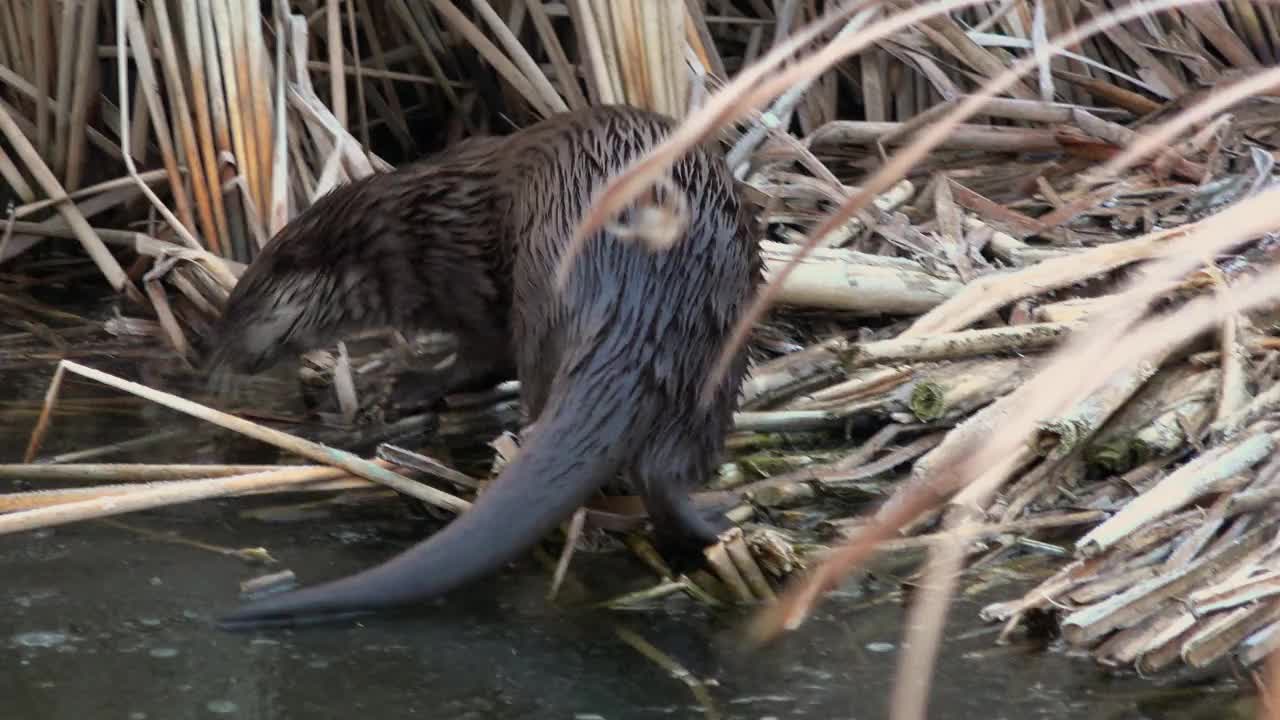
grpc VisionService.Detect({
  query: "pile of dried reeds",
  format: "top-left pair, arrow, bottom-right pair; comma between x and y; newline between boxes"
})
3,1 -> 1280,717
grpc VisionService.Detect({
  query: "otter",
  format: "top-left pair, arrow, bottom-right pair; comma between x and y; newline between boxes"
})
206,104 -> 763,629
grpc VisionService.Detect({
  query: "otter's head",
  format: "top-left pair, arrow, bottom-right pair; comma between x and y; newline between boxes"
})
203,265 -> 330,381
201,177 -> 396,385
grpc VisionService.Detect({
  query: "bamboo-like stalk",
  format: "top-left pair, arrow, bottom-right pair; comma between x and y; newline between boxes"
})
343,0 -> 368,147
898,356 -> 1039,423
57,359 -> 470,513
178,0 -> 232,255
0,465 -> 355,535
32,0 -> 50,157
212,0 -> 260,244
762,245 -> 962,314
1076,431 -> 1277,557
0,103 -> 140,301
326,0 -> 346,129
232,0 -> 266,220
1061,518 -> 1279,647
268,0 -> 290,237
247,0 -> 274,218
844,322 -> 1078,369
526,0 -> 589,110
150,0 -> 220,252
430,0 -> 556,117
62,0 -> 100,191
388,0 -> 461,111
197,0 -> 242,257
465,0 -> 568,114
120,0 -> 201,248
50,0 -> 78,176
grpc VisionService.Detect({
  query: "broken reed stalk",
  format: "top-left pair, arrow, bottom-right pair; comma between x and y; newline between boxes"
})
0,463 -> 307,482
0,101 -> 141,302
55,360 -> 469,513
843,322 -> 1079,369
22,361 -> 64,462
0,473 -> 375,513
1076,430 -> 1277,557
0,465 -> 359,535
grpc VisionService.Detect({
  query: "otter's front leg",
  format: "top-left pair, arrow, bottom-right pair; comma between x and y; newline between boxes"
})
390,328 -> 516,412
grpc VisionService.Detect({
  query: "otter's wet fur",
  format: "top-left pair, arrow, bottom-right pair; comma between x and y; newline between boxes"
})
207,104 -> 764,629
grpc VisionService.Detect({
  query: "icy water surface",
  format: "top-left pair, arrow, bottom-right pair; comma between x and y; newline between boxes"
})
0,356 -> 1256,720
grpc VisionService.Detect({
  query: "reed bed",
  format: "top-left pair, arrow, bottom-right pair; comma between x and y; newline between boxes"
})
3,1 -> 1280,717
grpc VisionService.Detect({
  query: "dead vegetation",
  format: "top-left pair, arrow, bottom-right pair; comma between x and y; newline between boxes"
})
3,1 -> 1280,718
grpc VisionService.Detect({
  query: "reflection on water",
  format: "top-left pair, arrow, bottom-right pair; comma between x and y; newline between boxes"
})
0,357 -> 1252,720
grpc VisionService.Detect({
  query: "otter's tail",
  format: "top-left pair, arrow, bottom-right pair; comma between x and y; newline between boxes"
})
216,356 -> 648,630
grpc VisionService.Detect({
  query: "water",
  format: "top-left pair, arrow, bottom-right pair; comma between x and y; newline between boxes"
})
0,352 -> 1255,720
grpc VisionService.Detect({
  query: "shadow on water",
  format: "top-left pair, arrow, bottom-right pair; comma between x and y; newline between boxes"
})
0,352 -> 1256,720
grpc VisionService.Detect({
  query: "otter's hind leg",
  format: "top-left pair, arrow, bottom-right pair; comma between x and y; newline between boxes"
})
633,436 -> 732,556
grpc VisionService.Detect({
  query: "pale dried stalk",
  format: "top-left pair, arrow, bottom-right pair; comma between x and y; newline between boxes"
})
7,219 -> 243,280
1061,519 -> 1279,646
0,102 -> 140,301
57,360 -> 469,513
525,0 -> 589,110
119,0 -> 203,251
0,466 -> 355,535
465,0 -> 568,114
14,169 -> 168,218
0,463 -> 292,482
33,0 -> 50,156
845,322 -> 1078,369
326,0 -> 346,128
890,447 -> 1033,720
762,246 -> 961,314
239,0 -> 272,218
179,0 -> 232,254
0,474 -> 375,512
907,224 -> 1187,338
50,0 -> 77,173
1076,431 -> 1276,557
212,0 -> 259,234
1098,64 -> 1280,179
0,143 -> 34,203
1033,331 -> 1186,461
269,2 -> 290,237
1212,380 -> 1280,442
809,120 -> 1061,152
150,0 -> 220,251
252,3 -> 279,216
565,0 -> 616,104
196,1 -> 240,255
63,0 -> 99,191
888,356 -> 1038,423
21,362 -> 64,463
430,0 -> 555,117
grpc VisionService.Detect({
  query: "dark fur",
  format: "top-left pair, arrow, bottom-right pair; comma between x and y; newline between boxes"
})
207,105 -> 764,629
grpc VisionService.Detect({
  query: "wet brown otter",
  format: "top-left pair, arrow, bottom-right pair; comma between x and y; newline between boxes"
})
206,104 -> 763,629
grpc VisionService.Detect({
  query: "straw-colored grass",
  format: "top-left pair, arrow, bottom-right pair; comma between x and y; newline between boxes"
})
3,2 -> 1280,717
